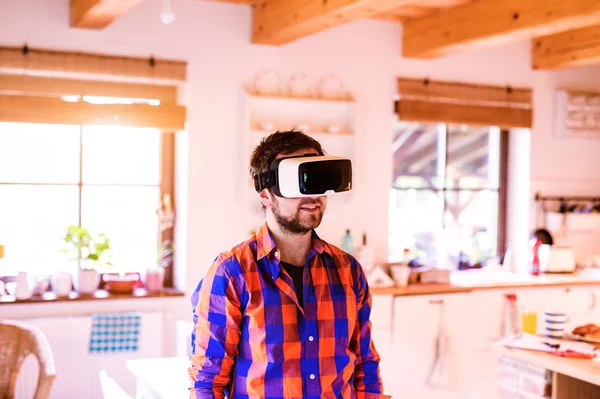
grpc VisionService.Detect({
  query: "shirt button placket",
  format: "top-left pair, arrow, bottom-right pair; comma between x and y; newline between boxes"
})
306,333 -> 319,394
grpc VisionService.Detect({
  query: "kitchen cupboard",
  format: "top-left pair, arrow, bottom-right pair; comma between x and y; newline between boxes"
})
387,293 -> 473,399
375,284 -> 600,399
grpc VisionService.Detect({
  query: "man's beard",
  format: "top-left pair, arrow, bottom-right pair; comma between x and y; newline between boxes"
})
271,196 -> 324,235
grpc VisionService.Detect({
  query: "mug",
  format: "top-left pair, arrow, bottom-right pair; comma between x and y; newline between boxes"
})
544,311 -> 568,339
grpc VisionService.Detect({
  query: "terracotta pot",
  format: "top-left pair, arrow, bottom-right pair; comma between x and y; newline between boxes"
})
103,273 -> 139,294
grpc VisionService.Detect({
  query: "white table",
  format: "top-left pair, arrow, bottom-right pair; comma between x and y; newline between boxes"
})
126,356 -> 190,399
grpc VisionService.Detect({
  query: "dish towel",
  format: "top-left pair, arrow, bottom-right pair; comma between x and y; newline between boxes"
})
89,311 -> 141,354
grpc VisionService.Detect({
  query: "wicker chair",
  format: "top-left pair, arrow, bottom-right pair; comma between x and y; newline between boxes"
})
0,320 -> 56,399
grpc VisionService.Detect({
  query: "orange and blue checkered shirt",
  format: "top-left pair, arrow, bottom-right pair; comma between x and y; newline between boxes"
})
189,222 -> 383,399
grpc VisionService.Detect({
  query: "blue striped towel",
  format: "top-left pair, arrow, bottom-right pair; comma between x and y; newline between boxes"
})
89,311 -> 141,354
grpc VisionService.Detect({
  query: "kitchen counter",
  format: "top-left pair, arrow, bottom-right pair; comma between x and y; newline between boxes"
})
370,268 -> 600,296
496,345 -> 600,398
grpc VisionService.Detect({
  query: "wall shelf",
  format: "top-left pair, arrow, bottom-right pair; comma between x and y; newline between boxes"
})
244,89 -> 355,105
535,192 -> 600,233
238,87 -> 358,216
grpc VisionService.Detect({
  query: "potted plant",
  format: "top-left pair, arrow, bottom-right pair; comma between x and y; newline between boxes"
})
61,225 -> 112,295
144,239 -> 173,292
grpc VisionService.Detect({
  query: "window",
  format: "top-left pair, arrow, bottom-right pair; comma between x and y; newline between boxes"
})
389,122 -> 507,268
0,122 -> 173,279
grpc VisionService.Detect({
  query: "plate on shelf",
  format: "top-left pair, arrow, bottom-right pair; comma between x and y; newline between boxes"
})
254,71 -> 281,96
318,75 -> 348,100
288,73 -> 315,98
566,331 -> 600,344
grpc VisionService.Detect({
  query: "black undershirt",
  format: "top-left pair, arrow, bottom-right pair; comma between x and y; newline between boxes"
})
280,261 -> 304,309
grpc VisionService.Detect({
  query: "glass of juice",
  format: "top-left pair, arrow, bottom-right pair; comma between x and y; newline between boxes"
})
521,309 -> 538,334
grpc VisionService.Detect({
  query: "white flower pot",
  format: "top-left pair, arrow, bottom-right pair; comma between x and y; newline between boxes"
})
75,269 -> 100,295
51,271 -> 73,297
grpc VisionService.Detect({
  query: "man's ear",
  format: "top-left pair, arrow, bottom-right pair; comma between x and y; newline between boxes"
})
259,189 -> 272,208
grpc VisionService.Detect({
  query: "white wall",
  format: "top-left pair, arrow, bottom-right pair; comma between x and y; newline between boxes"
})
2,0 -> 600,349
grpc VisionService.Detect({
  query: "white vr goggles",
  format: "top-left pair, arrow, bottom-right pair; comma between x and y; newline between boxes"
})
253,155 -> 352,198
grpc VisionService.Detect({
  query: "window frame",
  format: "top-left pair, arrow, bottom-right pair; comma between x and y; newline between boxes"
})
0,123 -> 177,289
390,123 -> 509,263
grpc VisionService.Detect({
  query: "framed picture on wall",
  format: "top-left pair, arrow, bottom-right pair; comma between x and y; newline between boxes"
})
555,89 -> 600,139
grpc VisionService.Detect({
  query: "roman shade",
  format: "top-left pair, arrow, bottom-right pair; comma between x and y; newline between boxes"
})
395,77 -> 533,129
0,46 -> 187,130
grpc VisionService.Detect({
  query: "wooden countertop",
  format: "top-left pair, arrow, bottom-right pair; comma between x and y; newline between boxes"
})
496,345 -> 600,387
371,268 -> 600,296
371,283 -> 471,296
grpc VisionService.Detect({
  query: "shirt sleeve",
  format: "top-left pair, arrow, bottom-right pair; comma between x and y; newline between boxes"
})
350,258 -> 384,399
188,256 -> 246,399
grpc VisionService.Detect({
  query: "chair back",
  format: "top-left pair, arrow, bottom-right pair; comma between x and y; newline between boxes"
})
98,369 -> 133,399
0,319 -> 56,399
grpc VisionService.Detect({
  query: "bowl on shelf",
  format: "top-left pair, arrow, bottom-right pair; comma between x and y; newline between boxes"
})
327,125 -> 342,134
103,273 -> 139,294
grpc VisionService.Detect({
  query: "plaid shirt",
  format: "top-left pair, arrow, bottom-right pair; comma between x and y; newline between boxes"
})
189,222 -> 383,399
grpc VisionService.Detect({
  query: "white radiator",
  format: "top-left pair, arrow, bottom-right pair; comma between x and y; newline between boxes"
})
15,311 -> 164,399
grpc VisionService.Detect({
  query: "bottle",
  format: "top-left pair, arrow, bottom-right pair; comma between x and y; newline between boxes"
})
356,233 -> 374,272
531,238 -> 541,276
341,229 -> 355,255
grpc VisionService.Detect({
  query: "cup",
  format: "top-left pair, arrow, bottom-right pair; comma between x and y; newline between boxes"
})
390,264 -> 410,287
521,310 -> 538,334
544,311 -> 568,339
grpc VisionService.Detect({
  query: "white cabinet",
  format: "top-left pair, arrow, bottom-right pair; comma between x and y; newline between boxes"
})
554,286 -> 600,328
387,293 -> 473,399
378,285 -> 600,399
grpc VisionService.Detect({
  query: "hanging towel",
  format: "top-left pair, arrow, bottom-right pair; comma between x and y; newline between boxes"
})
89,311 -> 141,354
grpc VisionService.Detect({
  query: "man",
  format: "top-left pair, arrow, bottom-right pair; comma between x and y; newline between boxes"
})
189,130 -> 383,399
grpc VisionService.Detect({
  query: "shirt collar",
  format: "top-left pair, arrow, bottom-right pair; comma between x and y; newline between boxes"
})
255,221 -> 331,262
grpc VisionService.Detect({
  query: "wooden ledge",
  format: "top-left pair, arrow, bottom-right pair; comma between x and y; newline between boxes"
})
0,287 -> 185,305
371,284 -> 472,296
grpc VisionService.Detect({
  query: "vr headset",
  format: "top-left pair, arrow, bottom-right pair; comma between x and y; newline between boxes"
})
253,155 -> 352,198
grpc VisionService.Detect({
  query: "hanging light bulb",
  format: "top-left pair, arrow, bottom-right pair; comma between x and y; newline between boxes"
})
160,0 -> 175,24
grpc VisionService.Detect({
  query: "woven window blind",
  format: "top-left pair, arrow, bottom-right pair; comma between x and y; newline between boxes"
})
0,46 -> 187,130
395,77 -> 533,129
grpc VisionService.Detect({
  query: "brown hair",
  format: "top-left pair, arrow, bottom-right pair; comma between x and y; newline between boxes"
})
249,130 -> 325,179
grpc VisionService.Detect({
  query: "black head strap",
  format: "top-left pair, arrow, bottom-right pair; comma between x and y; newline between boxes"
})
253,169 -> 277,192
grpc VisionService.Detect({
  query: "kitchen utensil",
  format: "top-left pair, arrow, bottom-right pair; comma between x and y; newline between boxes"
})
426,300 -> 450,389
500,293 -> 520,337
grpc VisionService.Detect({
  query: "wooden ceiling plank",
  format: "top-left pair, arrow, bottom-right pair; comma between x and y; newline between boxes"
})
71,0 -> 144,29
0,74 -> 178,103
402,0 -> 600,59
532,24 -> 600,70
252,0 -> 410,45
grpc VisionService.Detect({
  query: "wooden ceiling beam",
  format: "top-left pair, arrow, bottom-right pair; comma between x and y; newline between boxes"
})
70,0 -> 143,29
251,0 -> 406,45
532,24 -> 600,70
402,0 -> 600,59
